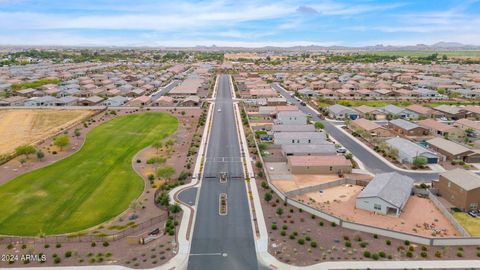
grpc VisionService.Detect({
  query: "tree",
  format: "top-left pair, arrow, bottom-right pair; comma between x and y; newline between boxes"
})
169,203 -> 181,214
413,156 -> 428,168
152,141 -> 163,154
156,166 -> 176,182
15,144 -> 36,158
264,192 -> 272,202
156,192 -> 170,206
314,122 -> 324,130
54,135 -> 69,151
276,207 -> 284,216
255,161 -> 263,169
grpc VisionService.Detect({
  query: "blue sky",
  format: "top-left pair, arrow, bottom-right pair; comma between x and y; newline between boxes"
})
0,0 -> 479,47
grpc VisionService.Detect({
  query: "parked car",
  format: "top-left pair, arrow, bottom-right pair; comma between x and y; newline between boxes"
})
300,101 -> 306,106
468,211 -> 479,218
336,147 -> 347,154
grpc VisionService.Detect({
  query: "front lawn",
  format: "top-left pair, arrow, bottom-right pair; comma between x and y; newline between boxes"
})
0,112 -> 178,236
453,212 -> 480,236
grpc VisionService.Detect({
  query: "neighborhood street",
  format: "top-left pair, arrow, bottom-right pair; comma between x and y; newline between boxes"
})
272,83 -> 439,182
188,75 -> 259,270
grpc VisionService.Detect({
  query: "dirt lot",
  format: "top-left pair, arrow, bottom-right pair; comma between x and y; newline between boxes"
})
295,186 -> 459,237
0,109 -> 93,155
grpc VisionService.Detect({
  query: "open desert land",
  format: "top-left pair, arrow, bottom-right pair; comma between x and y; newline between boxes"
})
0,112 -> 178,236
0,109 -> 94,155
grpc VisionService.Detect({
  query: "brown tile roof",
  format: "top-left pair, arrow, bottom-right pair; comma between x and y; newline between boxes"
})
417,119 -> 455,132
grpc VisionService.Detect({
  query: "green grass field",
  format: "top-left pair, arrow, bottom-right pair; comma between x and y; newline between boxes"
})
0,112 -> 178,236
453,212 -> 480,236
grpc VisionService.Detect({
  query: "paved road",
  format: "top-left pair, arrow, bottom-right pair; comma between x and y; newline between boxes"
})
272,83 -> 439,182
188,75 -> 259,270
178,187 -> 197,206
150,80 -> 180,100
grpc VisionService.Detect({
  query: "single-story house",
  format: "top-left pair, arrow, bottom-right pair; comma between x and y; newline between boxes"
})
386,137 -> 439,164
287,155 -> 352,175
432,105 -> 466,120
80,96 -> 104,106
454,118 -> 480,136
0,96 -> 27,106
179,96 -> 201,107
388,119 -> 427,136
274,131 -> 326,145
435,169 -> 480,211
271,124 -> 315,133
128,95 -> 151,107
281,143 -> 336,157
382,104 -> 419,119
356,172 -> 414,216
276,111 -> 307,125
350,118 -> 393,137
427,137 -> 480,162
103,96 -> 129,107
405,104 -> 439,119
153,96 -> 174,107
327,104 -> 359,120
354,105 -> 386,120
417,119 -> 464,139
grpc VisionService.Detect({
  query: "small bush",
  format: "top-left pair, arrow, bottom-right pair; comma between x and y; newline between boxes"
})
372,253 -> 379,260
363,251 -> 371,258
289,234 -> 295,240
373,234 -> 378,239
378,251 -> 386,258
360,242 -> 368,248
103,241 -> 109,247
406,251 -> 413,258
331,222 -> 336,227
386,240 -> 391,245
345,241 -> 352,248
7,243 -> 13,249
282,225 -> 288,230
476,251 -> 480,257
311,241 -> 317,248
280,230 -> 286,236
298,238 -> 305,245
404,240 -> 410,246
56,243 -> 61,248
421,245 -> 427,251
54,257 -> 61,264
319,221 -> 324,226
456,251 -> 463,257
271,224 -> 277,230
435,251 -> 442,258
420,251 -> 427,258
91,242 -> 96,247
65,251 -> 72,258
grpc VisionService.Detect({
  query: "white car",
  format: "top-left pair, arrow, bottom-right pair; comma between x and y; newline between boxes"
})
218,108 -> 222,112
336,147 -> 347,154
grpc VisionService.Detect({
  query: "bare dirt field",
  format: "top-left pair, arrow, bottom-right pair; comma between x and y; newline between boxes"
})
0,109 -> 93,155
295,186 -> 459,237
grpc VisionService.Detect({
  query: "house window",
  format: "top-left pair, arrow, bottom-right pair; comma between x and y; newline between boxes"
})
470,203 -> 478,210
292,139 -> 295,143
308,139 -> 311,143
374,204 -> 382,210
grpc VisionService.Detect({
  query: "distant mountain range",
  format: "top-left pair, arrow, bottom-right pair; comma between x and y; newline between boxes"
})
1,42 -> 480,51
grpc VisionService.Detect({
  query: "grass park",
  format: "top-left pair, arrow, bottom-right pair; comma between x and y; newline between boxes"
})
0,112 -> 178,236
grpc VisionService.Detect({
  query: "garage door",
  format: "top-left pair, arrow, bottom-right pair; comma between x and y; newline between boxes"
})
427,157 -> 438,164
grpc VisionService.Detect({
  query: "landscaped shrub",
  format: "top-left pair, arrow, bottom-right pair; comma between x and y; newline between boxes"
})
54,257 -> 61,264
276,208 -> 283,216
65,251 -> 72,258
319,221 -> 324,226
373,234 -> 378,239
331,221 -> 336,227
103,241 -> 109,247
297,238 -> 305,245
420,251 -> 427,258
289,234 -> 295,240
56,243 -> 61,248
305,236 -> 311,241
378,251 -> 386,258
456,251 -> 463,257
91,242 -> 96,247
282,225 -> 288,230
360,242 -> 368,248
372,253 -> 379,260
477,251 -> 480,257
435,251 -> 442,258
404,240 -> 410,246
363,251 -> 371,258
7,243 -> 13,249
280,230 -> 286,236
386,240 -> 391,245
310,241 -> 317,248
421,245 -> 428,251
406,251 -> 413,258
345,241 -> 352,248
271,224 -> 277,230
